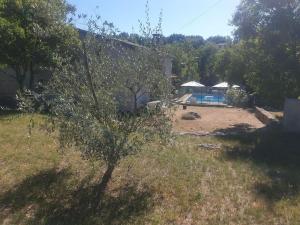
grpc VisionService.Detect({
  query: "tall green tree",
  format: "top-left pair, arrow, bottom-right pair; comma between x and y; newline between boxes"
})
166,42 -> 199,83
0,0 -> 80,91
231,0 -> 300,107
166,41 -> 223,86
213,43 -> 246,86
197,44 -> 219,86
206,35 -> 232,45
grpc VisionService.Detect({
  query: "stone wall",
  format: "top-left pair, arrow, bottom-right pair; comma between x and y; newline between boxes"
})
255,106 -> 277,125
283,98 -> 300,133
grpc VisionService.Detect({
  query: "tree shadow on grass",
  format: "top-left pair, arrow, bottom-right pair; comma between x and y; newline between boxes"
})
213,123 -> 257,135
218,127 -> 300,203
0,110 -> 22,121
0,168 -> 155,225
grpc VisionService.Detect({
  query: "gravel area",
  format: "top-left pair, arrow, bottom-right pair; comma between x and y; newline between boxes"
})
172,106 -> 265,133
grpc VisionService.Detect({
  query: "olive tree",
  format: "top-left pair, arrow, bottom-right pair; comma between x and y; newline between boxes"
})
46,21 -> 172,207
113,46 -> 170,112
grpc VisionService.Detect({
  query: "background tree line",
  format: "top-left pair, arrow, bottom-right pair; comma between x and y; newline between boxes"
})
1,0 -> 299,109
122,0 -> 300,108
117,32 -> 232,87
158,0 -> 300,108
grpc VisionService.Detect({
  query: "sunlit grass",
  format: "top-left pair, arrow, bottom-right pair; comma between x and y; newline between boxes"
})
0,113 -> 299,224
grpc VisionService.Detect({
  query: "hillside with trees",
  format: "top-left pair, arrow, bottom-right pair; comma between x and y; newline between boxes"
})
117,32 -> 232,87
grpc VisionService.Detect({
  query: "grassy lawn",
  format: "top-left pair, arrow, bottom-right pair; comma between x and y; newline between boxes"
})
0,113 -> 300,225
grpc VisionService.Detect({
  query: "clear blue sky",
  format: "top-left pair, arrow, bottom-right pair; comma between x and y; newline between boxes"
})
68,0 -> 240,38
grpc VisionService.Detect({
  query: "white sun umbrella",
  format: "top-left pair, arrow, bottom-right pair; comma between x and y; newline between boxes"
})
232,85 -> 240,89
213,82 -> 229,88
181,81 -> 205,87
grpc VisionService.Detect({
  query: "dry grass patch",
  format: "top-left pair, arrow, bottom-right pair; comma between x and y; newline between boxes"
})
0,113 -> 299,225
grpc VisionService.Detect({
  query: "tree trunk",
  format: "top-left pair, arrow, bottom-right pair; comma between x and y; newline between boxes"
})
29,62 -> 35,90
15,65 -> 29,92
81,40 -> 100,109
94,164 -> 115,208
15,66 -> 24,92
133,94 -> 138,114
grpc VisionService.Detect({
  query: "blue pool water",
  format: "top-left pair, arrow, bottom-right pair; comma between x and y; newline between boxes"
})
188,94 -> 225,104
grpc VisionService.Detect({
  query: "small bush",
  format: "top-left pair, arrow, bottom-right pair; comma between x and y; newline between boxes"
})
189,97 -> 197,104
17,89 -> 52,113
225,88 -> 249,107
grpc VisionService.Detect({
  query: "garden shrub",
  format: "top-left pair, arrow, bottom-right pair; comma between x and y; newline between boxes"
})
225,88 -> 249,107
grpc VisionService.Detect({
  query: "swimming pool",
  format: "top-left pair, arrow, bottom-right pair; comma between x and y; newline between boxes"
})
187,94 -> 225,104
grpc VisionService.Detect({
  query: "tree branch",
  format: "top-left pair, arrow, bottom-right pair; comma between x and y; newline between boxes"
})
82,40 -> 100,108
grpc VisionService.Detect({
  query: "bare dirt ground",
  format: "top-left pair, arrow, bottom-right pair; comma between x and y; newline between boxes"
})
172,106 -> 265,133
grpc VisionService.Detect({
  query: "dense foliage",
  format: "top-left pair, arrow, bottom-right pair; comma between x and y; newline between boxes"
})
116,30 -> 233,87
225,88 -> 249,107
0,0 -> 80,91
163,37 -> 230,86
216,0 -> 300,107
144,0 -> 299,108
